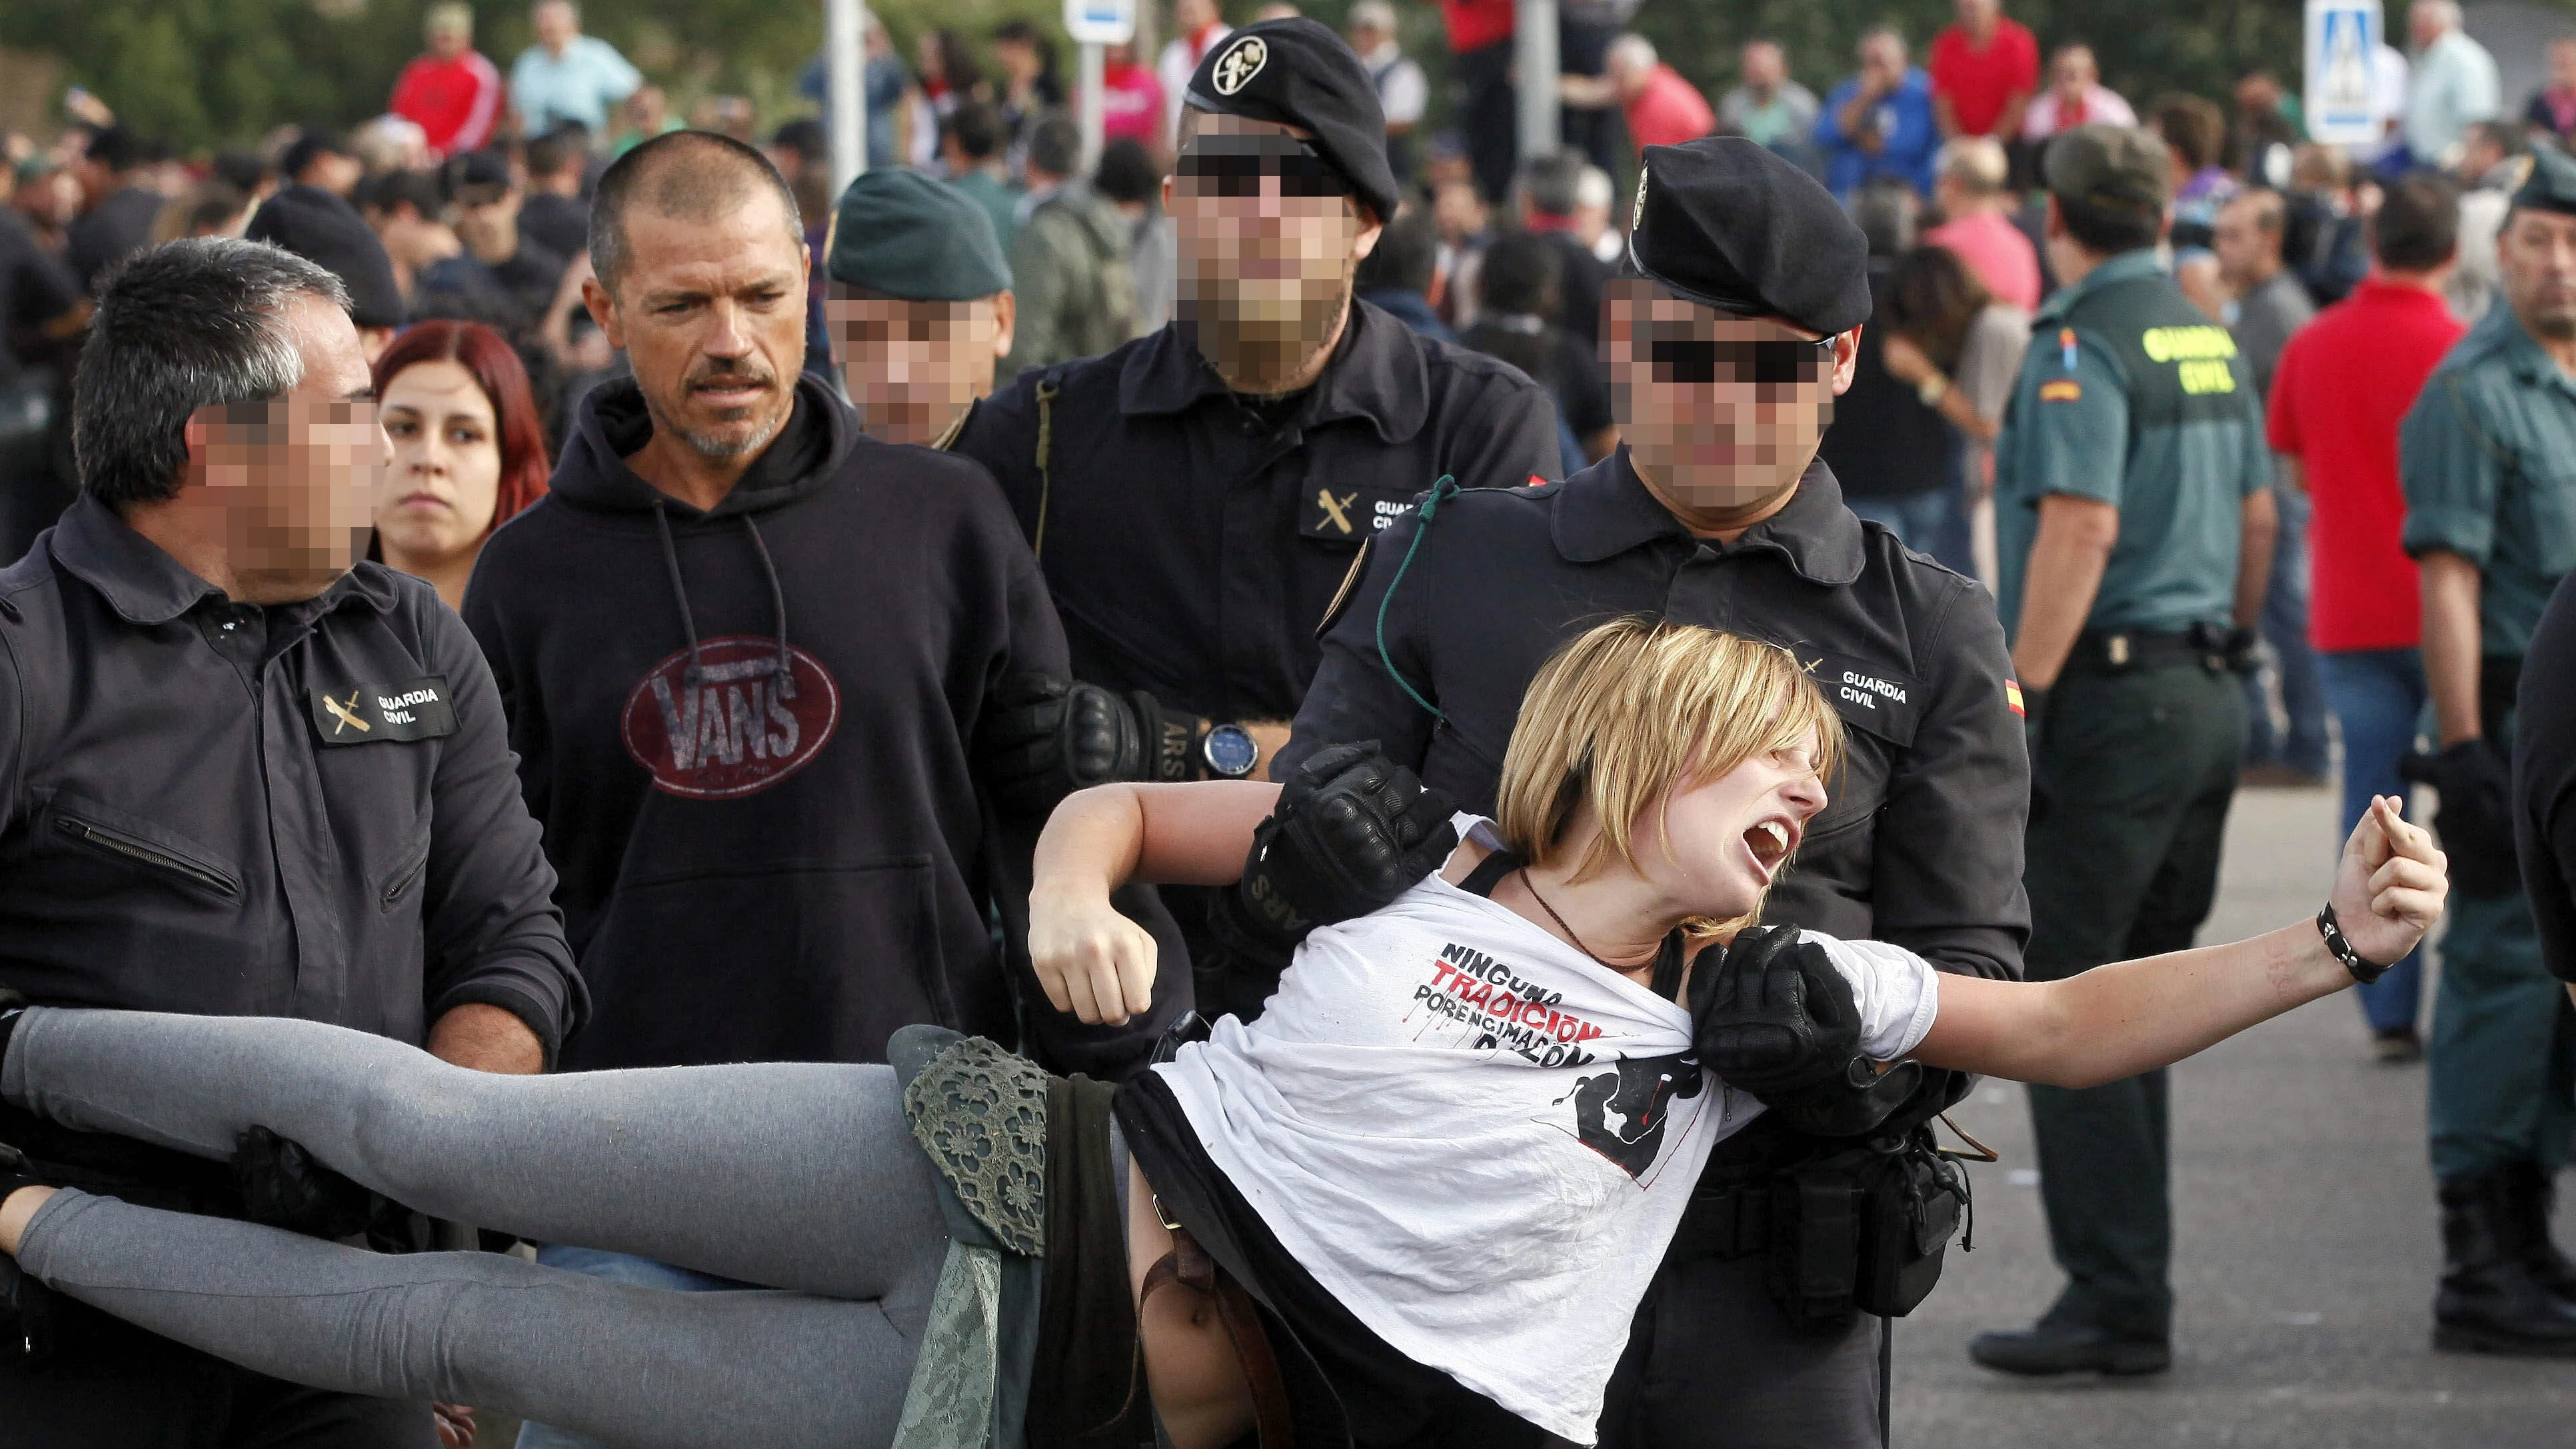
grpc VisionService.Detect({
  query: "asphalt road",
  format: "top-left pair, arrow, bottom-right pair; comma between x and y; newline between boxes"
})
1890,782 -> 2576,1448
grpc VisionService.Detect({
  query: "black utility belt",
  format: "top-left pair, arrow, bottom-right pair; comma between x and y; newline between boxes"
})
1664,1130 -> 1975,1330
2064,623 -> 2233,676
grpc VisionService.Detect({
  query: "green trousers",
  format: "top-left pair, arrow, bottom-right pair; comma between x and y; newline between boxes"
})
2426,890 -> 2576,1179
2021,660 -> 2245,1342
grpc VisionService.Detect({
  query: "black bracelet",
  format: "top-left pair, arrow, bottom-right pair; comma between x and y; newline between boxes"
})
2316,902 -> 2393,985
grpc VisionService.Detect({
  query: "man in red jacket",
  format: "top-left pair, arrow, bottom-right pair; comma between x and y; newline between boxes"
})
389,2 -> 505,163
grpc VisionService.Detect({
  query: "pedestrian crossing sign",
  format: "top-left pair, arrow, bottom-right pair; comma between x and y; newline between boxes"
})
2305,0 -> 2383,145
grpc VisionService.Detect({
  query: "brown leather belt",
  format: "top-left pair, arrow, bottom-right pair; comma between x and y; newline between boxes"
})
1140,1225 -> 1295,1449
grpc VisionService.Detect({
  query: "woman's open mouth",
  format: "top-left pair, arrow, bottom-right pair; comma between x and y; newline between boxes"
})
1742,817 -> 1798,880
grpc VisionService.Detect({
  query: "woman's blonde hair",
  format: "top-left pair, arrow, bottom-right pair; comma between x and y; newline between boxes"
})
1496,619 -> 1844,884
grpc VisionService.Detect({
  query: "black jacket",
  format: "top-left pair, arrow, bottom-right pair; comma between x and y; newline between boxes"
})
1284,449 -> 2030,981
0,494 -> 585,1050
952,300 -> 1560,723
465,376 -> 1158,1072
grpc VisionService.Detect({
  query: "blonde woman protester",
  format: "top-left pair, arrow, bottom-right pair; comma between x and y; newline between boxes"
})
0,622 -> 2445,1449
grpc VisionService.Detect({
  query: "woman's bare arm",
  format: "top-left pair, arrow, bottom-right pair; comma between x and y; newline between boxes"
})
1914,798 -> 2447,1088
1027,782 -> 1282,1025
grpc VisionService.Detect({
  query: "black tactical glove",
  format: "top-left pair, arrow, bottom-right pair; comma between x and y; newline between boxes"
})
0,1252 -> 53,1366
2399,739 -> 2517,897
233,1126 -> 375,1242
1691,928 -> 1924,1136
1689,925 -> 1862,1098
0,1140 -> 55,1365
977,673 -> 1198,818
1205,742 -> 1459,970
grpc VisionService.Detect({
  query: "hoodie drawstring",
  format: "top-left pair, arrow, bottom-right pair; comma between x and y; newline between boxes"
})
651,501 -> 705,686
739,514 -> 796,700
651,499 -> 797,699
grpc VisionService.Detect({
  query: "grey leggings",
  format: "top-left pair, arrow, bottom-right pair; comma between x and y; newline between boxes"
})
1,1007 -> 953,1449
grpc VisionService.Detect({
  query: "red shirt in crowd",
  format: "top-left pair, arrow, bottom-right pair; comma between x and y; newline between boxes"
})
1625,64 -> 1717,152
1102,57 -> 1164,148
2267,277 -> 2469,652
1439,0 -> 1516,55
1928,19 -> 2039,137
388,49 -> 505,160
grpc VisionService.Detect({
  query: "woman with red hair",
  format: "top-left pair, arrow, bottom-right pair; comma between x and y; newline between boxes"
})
371,319 -> 551,609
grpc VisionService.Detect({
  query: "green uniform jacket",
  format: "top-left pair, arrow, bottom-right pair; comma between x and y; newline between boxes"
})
1001,183 -> 1140,378
2399,300 -> 2576,660
1993,250 -> 2270,642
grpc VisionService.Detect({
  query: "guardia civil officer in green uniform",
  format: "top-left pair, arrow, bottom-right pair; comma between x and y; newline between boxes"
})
818,169 -> 1019,451
2401,146 -> 2576,1358
1971,125 -> 2277,1378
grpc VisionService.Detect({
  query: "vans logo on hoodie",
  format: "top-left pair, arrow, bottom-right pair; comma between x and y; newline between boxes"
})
621,636 -> 840,798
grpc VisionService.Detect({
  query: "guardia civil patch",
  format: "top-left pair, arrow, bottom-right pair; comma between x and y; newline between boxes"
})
2039,380 -> 2083,403
310,676 -> 457,744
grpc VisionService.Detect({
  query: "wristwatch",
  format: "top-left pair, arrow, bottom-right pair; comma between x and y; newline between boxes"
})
1201,723 -> 1262,780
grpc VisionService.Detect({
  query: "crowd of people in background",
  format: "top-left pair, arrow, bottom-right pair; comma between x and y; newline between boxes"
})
3,0 -> 2576,1440
0,0 -> 2553,775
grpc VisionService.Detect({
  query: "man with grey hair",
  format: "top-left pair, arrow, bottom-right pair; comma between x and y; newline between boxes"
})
2406,0 -> 2500,167
1345,0 -> 1427,185
0,236 -> 585,1440
1928,134 -> 2041,309
1517,148 -> 1610,345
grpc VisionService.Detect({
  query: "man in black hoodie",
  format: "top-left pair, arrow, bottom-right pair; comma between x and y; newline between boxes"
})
466,131 -> 1169,1079
464,131 -> 1179,1444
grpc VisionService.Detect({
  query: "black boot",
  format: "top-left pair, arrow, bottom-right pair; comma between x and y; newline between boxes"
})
2433,1170 -> 2576,1356
2498,1160 -> 2576,1310
1967,1311 -> 2171,1376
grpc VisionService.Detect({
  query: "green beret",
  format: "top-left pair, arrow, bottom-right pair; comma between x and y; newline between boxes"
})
2510,143 -> 2576,219
825,169 -> 1012,301
2043,124 -> 2172,217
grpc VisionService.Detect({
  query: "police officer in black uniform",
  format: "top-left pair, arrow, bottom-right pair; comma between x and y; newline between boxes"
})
1230,137 -> 2031,1448
952,15 -> 1557,810
0,241 -> 587,1441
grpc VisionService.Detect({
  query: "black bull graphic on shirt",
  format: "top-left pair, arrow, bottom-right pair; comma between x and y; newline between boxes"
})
1557,1053 -> 1706,1178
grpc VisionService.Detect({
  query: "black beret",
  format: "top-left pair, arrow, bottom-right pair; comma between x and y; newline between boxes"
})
1625,136 -> 1871,337
2511,142 -> 2576,219
1183,17 -> 1399,224
245,184 -> 407,331
826,169 -> 1012,301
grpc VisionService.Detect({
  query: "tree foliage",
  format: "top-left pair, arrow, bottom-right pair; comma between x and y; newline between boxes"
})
3,0 -> 2311,153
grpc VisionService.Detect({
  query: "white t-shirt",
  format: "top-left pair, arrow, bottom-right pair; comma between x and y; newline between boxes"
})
1154,818 -> 1940,1442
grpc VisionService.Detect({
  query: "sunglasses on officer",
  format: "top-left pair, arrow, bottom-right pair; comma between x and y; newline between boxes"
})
1633,331 -> 1838,387
1174,134 -> 1357,200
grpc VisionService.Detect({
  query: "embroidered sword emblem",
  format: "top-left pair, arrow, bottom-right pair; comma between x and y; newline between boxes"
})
324,690 -> 371,735
1317,488 -> 1358,534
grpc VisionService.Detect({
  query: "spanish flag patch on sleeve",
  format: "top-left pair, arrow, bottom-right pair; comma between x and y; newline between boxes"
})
2005,680 -> 2026,716
2038,379 -> 2082,403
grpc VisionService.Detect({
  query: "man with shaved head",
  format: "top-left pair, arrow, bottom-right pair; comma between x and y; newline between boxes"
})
458,135 -> 1177,1447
